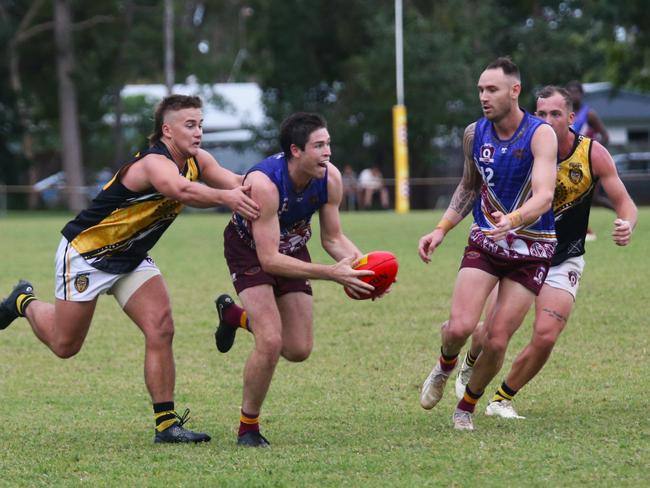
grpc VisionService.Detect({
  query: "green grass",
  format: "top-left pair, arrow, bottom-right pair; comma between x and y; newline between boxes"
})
0,209 -> 648,487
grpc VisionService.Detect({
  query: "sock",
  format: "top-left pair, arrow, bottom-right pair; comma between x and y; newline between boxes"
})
439,347 -> 458,373
457,386 -> 483,413
491,381 -> 518,403
465,349 -> 478,368
223,303 -> 250,331
154,401 -> 176,432
239,410 -> 260,436
16,292 -> 36,317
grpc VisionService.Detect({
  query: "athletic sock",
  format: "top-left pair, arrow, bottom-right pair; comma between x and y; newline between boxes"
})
223,303 -> 250,331
239,410 -> 260,436
154,401 -> 177,432
16,293 -> 36,317
439,347 -> 458,373
465,349 -> 478,368
491,381 -> 518,403
457,386 -> 483,413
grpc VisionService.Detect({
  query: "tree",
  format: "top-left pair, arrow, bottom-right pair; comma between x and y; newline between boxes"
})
54,0 -> 86,211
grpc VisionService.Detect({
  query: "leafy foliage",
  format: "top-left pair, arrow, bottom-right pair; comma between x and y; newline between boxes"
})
0,0 -> 648,206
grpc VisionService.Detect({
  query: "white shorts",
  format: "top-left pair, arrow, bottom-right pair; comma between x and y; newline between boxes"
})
54,237 -> 161,308
544,255 -> 585,301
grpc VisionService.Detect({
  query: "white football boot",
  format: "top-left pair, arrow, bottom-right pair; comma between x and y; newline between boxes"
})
452,408 -> 474,431
454,355 -> 473,400
485,400 -> 526,419
420,362 -> 452,409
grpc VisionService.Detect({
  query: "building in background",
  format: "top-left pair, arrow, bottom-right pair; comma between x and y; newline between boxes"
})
584,82 -> 650,151
121,81 -> 266,174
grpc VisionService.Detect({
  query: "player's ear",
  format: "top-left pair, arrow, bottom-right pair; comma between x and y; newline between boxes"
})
290,143 -> 302,159
568,111 -> 575,124
511,82 -> 521,99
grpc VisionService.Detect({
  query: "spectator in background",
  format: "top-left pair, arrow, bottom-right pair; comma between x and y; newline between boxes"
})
341,164 -> 358,211
566,80 -> 609,145
358,166 -> 389,210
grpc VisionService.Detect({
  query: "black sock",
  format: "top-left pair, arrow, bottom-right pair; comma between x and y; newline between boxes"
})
154,401 -> 176,431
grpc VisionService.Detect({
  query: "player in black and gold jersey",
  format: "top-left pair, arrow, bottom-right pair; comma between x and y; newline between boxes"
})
0,94 -> 260,443
455,86 -> 637,420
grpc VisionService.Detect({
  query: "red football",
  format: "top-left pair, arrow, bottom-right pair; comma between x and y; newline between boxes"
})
345,251 -> 398,300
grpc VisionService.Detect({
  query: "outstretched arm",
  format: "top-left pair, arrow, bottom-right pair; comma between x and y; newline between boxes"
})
195,148 -> 244,188
591,141 -> 637,245
418,123 -> 481,262
133,152 -> 259,219
248,171 -> 373,295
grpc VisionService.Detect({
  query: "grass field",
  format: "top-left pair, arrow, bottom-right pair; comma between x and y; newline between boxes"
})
0,209 -> 648,487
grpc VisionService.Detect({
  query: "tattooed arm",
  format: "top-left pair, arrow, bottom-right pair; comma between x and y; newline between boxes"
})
418,123 -> 481,263
449,123 -> 482,219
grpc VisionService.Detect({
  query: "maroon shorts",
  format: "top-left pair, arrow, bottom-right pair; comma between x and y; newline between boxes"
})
223,224 -> 313,297
460,244 -> 551,295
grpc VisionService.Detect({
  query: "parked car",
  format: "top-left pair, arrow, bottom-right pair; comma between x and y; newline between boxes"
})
612,152 -> 650,205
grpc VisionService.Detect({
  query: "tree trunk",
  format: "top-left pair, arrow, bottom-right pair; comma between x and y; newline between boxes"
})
54,0 -> 86,211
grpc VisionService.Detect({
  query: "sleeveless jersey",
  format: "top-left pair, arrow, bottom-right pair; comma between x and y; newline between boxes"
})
230,153 -> 328,254
471,111 -> 556,260
552,131 -> 596,265
61,141 -> 200,274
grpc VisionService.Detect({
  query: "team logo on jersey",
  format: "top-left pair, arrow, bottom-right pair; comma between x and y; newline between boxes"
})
568,240 -> 583,255
533,267 -> 546,285
514,148 -> 525,159
569,163 -> 583,184
74,273 -> 90,293
465,251 -> 481,259
244,266 -> 261,276
309,195 -> 319,205
568,270 -> 579,287
478,144 -> 496,164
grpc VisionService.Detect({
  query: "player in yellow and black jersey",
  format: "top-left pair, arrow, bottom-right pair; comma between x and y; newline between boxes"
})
455,86 -> 637,420
62,140 -> 202,274
0,94 -> 260,443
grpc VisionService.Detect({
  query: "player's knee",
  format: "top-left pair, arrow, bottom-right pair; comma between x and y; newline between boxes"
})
143,307 -> 175,344
257,333 -> 283,360
53,338 -> 83,358
444,319 -> 474,344
483,335 -> 508,357
283,341 -> 313,362
532,331 -> 558,353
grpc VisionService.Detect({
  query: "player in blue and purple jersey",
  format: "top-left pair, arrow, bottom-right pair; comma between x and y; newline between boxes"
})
214,112 -> 375,447
454,86 -> 637,420
417,57 -> 558,431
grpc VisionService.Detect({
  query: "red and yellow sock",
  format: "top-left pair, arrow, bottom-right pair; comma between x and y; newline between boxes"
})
457,386 -> 483,413
224,304 -> 250,331
439,347 -> 458,373
239,410 -> 260,436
